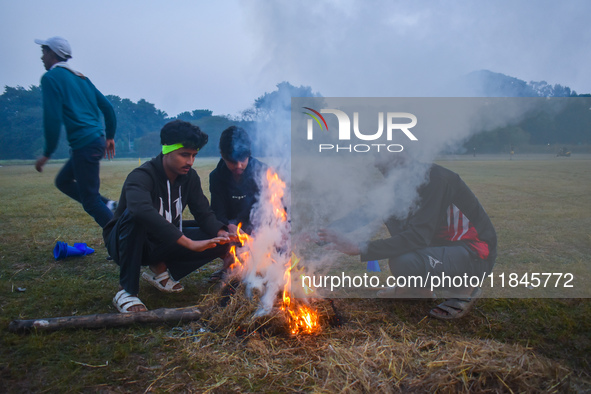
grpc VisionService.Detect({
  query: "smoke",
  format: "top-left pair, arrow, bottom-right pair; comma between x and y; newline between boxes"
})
242,174 -> 291,316
287,97 -> 558,281
230,83 -> 321,315
232,0 -> 588,305
237,93 -> 558,306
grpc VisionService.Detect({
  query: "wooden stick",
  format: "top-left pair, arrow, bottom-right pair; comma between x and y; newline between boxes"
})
8,306 -> 201,333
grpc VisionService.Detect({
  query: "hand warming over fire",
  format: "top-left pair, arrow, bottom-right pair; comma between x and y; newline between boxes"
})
224,224 -> 244,243
317,228 -> 361,256
177,234 -> 231,252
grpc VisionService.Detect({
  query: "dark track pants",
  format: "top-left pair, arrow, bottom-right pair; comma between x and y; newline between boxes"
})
388,244 -> 493,296
105,210 -> 229,295
55,137 -> 113,228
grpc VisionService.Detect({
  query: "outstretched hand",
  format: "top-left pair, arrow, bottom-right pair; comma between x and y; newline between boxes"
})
219,227 -> 242,243
317,228 -> 361,256
189,237 -> 231,252
178,234 -> 231,252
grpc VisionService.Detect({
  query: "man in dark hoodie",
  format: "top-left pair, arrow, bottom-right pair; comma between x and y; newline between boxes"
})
104,120 -> 233,313
208,126 -> 267,281
209,126 -> 266,234
319,154 -> 496,320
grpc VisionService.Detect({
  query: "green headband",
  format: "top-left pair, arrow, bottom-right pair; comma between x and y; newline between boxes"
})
162,143 -> 184,154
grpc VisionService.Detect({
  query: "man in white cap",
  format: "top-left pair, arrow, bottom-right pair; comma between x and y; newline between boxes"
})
34,36 -> 117,228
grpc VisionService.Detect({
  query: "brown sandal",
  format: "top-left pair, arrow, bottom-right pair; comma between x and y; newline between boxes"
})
429,287 -> 482,320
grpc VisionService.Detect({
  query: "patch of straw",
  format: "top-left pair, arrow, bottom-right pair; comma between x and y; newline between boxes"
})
157,288 -> 583,392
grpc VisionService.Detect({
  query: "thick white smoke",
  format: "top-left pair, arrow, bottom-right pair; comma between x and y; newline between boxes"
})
287,97 -> 558,281
236,94 -> 563,307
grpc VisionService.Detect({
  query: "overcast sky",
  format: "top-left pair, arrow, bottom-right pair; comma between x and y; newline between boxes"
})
1,0 -> 589,118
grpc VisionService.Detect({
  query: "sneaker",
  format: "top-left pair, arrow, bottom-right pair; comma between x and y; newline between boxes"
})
106,200 -> 118,213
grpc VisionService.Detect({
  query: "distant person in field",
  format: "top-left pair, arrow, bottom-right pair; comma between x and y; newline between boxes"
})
208,126 -> 267,282
34,36 -> 117,228
104,120 -> 234,313
319,154 -> 497,320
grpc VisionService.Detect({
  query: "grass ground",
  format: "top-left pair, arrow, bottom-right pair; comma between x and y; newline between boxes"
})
0,155 -> 590,392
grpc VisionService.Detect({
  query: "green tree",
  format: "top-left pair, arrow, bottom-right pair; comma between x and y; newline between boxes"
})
250,81 -> 321,121
0,85 -> 67,159
106,96 -> 168,156
176,110 -> 213,122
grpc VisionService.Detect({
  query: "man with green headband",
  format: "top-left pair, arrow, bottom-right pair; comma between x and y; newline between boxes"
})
104,120 -> 234,313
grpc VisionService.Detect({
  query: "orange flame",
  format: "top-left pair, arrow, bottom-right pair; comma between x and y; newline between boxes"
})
228,168 -> 320,335
228,245 -> 240,271
280,254 -> 320,335
228,222 -> 253,273
266,169 -> 288,222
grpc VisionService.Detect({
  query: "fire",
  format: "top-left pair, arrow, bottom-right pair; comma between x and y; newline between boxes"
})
281,253 -> 320,335
227,223 -> 252,272
266,170 -> 288,222
227,168 -> 320,335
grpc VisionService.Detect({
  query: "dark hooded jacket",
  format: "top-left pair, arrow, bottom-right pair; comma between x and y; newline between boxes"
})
209,157 -> 267,233
361,164 -> 497,270
103,154 -> 224,245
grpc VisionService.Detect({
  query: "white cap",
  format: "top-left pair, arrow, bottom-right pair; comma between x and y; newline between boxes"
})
35,36 -> 72,60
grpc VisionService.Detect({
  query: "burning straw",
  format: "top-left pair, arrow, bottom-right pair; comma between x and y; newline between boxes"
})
196,281 -> 336,339
220,167 -> 323,336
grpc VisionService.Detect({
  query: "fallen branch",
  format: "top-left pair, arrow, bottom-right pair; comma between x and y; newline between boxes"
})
8,306 -> 201,333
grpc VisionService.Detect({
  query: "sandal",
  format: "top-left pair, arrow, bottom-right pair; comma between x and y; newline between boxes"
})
113,289 -> 147,313
429,287 -> 482,320
141,270 -> 184,293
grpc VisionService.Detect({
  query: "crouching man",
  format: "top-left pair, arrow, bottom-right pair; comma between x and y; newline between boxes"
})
104,120 -> 233,313
208,126 -> 267,282
319,154 -> 497,320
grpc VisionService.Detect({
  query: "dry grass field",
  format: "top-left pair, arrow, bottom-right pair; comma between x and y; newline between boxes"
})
0,155 -> 590,392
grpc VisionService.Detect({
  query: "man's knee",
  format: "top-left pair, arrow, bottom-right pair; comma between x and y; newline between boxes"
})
388,252 -> 425,277
115,209 -> 142,230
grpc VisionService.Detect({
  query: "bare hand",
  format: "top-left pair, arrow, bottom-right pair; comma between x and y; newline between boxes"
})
35,156 -> 49,172
177,234 -> 230,252
221,226 -> 243,243
317,228 -> 361,256
226,224 -> 239,235
188,236 -> 230,252
105,139 -> 116,160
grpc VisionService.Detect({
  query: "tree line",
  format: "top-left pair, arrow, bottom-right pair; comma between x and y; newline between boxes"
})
0,77 -> 589,160
463,97 -> 591,154
0,85 -> 253,159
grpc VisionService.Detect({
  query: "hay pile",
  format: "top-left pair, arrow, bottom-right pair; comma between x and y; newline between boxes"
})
196,280 -> 337,339
167,284 -> 579,392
